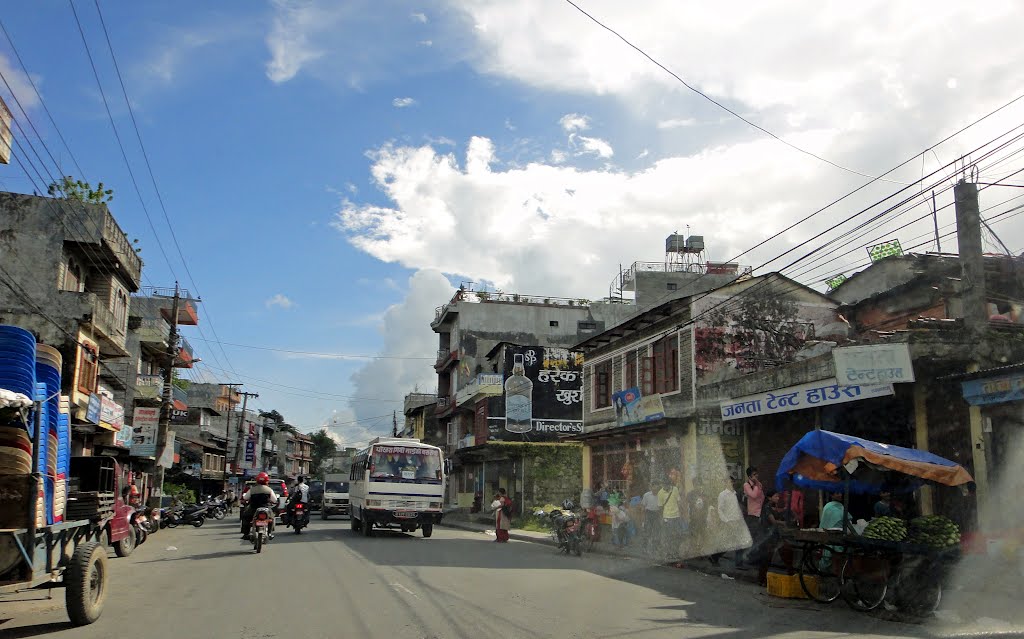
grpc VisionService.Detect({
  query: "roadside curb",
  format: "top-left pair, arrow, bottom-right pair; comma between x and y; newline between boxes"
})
440,520 -> 760,584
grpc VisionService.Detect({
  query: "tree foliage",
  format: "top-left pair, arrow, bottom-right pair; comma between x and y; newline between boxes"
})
47,176 -> 114,204
309,428 -> 337,479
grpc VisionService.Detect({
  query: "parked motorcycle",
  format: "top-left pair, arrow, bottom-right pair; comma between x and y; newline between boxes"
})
162,503 -> 207,528
250,506 -> 275,553
538,508 -> 583,556
280,501 -> 309,534
203,497 -> 227,520
159,504 -> 183,529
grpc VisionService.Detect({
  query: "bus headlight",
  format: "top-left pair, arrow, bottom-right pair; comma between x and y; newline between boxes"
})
429,502 -> 442,509
366,499 -> 381,507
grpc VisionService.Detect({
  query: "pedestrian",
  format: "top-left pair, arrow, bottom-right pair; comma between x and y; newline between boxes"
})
784,479 -> 805,528
641,482 -> 662,553
611,500 -> 630,548
712,480 -> 745,567
660,471 -> 685,566
755,490 -> 795,586
491,488 -> 512,543
739,466 -> 764,568
819,490 -> 851,530
687,484 -> 709,559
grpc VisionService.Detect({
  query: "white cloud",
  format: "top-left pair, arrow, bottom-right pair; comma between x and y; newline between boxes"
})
345,270 -> 452,424
559,113 -> 590,133
0,54 -> 39,111
636,149 -> 650,160
265,0 -> 332,82
576,135 -> 614,159
392,97 -> 417,108
265,293 -> 295,309
657,118 -> 697,129
550,149 -> 567,164
419,40 -> 433,47
410,12 -> 428,23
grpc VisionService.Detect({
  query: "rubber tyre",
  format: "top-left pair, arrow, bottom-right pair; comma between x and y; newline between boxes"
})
362,514 -> 373,537
166,518 -> 178,529
98,528 -> 110,549
213,509 -> 225,521
254,533 -> 263,554
351,516 -> 360,532
422,524 -> 433,538
294,524 -> 302,534
114,529 -> 135,557
841,556 -> 887,611
800,545 -> 843,604
321,510 -> 329,520
191,517 -> 205,528
136,527 -> 147,547
66,541 -> 107,626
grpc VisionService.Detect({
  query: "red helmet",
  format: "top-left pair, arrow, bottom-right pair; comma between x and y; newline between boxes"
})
256,472 -> 270,485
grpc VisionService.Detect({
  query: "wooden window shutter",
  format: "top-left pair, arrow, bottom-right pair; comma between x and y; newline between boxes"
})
641,356 -> 654,396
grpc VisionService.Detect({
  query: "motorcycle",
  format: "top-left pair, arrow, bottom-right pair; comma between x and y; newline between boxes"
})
203,497 -> 227,520
250,506 -> 275,553
159,504 -> 183,529
539,509 -> 583,556
163,503 -> 207,528
280,501 -> 309,534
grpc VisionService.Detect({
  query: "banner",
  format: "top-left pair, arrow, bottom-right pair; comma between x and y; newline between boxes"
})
833,343 -> 914,386
612,387 -> 666,427
99,396 -> 124,431
130,406 -> 159,457
720,378 -> 893,421
86,394 -> 102,425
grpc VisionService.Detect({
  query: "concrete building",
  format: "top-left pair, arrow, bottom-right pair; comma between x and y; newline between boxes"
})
402,392 -> 439,444
273,430 -> 312,481
573,273 -> 846,503
0,192 -> 142,455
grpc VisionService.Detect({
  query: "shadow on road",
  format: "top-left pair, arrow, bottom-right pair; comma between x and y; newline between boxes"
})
0,620 -> 74,638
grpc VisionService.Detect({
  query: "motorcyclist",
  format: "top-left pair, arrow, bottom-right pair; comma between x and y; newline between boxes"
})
286,476 -> 310,523
241,472 -> 278,540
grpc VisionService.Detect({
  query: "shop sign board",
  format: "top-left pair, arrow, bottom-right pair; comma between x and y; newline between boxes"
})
720,378 -> 893,421
833,343 -> 914,386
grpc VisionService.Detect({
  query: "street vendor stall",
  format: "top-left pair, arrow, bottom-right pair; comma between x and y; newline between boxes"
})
774,430 -> 973,615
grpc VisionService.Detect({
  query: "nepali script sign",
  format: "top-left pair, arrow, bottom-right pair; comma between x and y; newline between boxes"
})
832,343 -> 914,386
720,378 -> 894,421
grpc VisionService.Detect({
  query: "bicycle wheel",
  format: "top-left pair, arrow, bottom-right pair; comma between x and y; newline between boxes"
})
841,554 -> 888,611
799,544 -> 843,603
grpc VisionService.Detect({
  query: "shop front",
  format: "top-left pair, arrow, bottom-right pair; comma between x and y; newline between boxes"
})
577,419 -> 689,503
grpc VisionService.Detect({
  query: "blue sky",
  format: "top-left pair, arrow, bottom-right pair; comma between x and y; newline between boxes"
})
2,1 -> 1023,446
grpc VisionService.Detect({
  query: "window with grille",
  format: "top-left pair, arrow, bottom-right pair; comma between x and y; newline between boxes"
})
594,360 -> 612,408
77,343 -> 99,394
652,334 -> 679,393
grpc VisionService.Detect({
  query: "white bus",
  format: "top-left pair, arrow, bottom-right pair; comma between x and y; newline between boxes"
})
349,437 -> 446,538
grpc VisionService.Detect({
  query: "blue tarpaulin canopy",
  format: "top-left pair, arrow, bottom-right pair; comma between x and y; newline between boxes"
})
775,430 -> 973,494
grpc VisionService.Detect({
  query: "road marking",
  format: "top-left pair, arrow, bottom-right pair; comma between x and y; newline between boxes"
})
389,583 -> 419,599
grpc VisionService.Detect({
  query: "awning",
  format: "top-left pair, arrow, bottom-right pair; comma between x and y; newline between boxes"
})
775,429 -> 973,494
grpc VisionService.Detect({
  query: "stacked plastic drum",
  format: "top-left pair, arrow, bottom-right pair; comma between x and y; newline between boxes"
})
36,344 -> 65,525
0,325 -> 43,528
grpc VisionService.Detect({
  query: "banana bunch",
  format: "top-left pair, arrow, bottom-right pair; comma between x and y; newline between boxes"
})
862,515 -> 908,542
908,515 -> 960,549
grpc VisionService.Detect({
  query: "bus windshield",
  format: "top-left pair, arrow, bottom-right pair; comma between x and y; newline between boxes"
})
370,445 -> 442,483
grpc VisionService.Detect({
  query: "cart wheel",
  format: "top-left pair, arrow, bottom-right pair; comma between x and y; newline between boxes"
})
66,541 -> 108,626
114,529 -> 135,557
799,544 -> 843,603
841,555 -> 888,611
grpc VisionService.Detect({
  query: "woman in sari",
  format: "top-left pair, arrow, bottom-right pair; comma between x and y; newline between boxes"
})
491,488 -> 511,542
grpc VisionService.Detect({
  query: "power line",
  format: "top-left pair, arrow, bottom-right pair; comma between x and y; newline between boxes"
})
195,361 -> 404,403
565,0 -> 915,184
186,336 -> 436,360
88,1 -> 252,388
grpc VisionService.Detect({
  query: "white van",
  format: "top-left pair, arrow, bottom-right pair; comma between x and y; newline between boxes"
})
321,473 -> 350,519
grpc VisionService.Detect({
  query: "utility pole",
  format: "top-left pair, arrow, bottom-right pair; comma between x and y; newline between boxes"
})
392,411 -> 398,437
932,190 -> 942,253
233,391 -> 259,474
954,178 -> 990,524
156,283 -> 181,497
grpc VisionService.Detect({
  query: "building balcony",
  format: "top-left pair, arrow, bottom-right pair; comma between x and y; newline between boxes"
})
61,291 -> 130,357
135,374 -> 163,402
133,317 -> 170,351
435,348 -> 458,371
174,337 -> 195,368
62,202 -> 143,290
455,373 -> 504,407
456,434 -> 475,449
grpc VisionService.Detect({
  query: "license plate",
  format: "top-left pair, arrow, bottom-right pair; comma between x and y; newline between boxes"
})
255,521 -> 268,527
395,511 -> 416,519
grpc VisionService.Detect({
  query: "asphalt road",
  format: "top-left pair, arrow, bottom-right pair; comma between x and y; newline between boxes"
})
0,516 -> 1015,639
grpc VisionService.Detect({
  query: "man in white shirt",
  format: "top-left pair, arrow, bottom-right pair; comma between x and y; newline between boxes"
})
712,482 -> 746,567
641,482 -> 662,553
